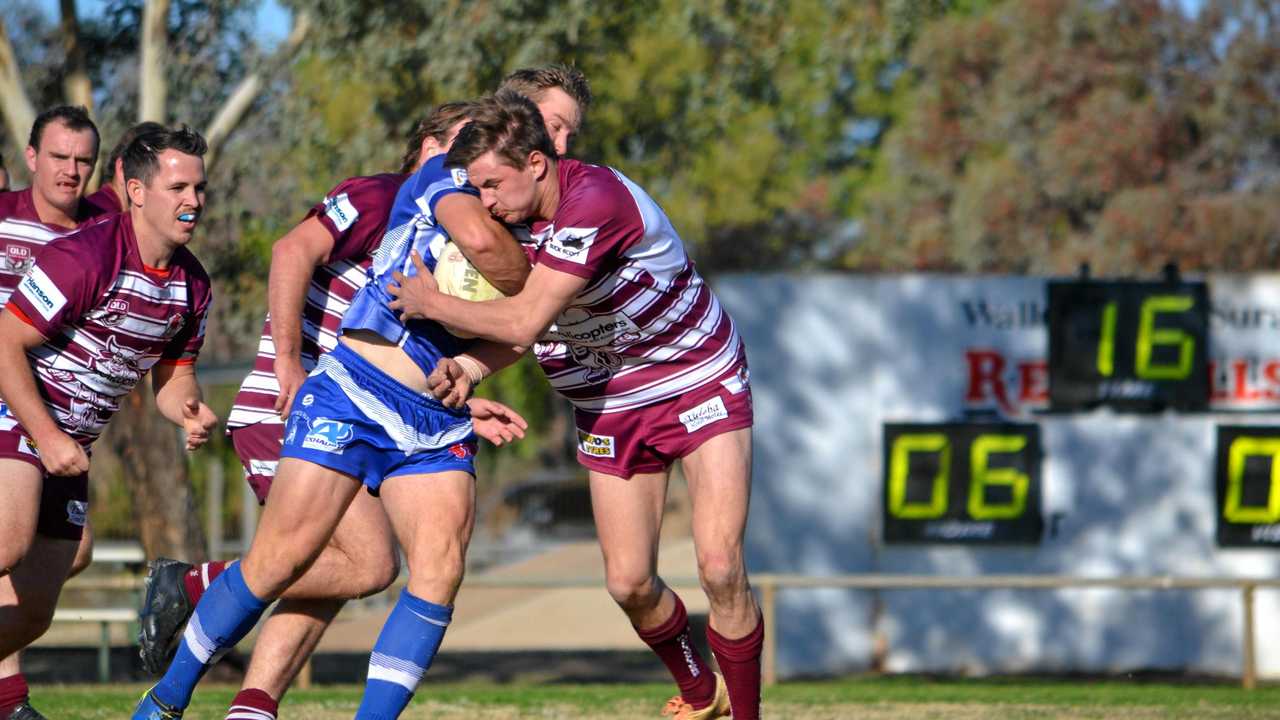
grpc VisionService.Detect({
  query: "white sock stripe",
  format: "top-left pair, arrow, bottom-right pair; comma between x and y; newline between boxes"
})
409,608 -> 450,627
370,651 -> 426,678
183,613 -> 218,664
225,709 -> 275,720
367,664 -> 422,692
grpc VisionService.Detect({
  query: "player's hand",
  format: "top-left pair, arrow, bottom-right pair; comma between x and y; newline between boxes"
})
33,430 -> 89,476
182,398 -> 219,450
426,357 -> 474,408
274,355 -> 308,419
387,251 -> 439,321
466,397 -> 528,446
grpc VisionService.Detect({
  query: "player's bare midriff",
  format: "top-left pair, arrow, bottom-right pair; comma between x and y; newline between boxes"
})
339,329 -> 430,394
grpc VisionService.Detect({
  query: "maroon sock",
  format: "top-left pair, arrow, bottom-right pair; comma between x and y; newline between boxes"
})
0,673 -> 29,717
225,688 -> 278,720
707,615 -> 764,720
634,593 -> 717,709
182,560 -> 230,605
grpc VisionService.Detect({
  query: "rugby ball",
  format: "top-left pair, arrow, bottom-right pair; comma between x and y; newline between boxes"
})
432,241 -> 505,337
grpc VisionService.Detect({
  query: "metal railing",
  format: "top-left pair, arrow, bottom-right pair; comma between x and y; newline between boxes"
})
57,572 -> 1280,688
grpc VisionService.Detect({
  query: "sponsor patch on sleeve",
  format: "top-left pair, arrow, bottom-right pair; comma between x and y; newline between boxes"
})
678,396 -> 729,434
18,266 -> 68,321
577,430 -> 616,458
324,192 -> 359,232
546,226 -> 598,265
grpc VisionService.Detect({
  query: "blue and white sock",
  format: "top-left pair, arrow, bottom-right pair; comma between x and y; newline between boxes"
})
152,562 -> 268,709
355,590 -> 452,720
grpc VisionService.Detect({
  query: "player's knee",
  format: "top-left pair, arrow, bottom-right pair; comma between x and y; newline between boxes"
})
12,601 -> 56,641
605,570 -> 659,610
355,547 -> 400,598
696,551 -> 745,597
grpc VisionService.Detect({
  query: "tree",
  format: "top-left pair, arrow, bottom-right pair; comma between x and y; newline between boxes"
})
855,0 -> 1280,274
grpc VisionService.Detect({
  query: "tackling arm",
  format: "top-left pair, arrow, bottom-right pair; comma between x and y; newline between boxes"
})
433,193 -> 530,296
267,215 -> 335,415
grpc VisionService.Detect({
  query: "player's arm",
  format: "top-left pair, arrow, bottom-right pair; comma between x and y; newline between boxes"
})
433,193 -> 530,295
152,361 -> 218,450
389,252 -> 586,348
427,341 -> 527,407
0,310 -> 88,475
268,215 -> 335,415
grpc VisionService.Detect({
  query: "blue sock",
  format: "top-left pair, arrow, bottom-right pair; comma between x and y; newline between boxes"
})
355,590 -> 452,720
152,562 -> 268,709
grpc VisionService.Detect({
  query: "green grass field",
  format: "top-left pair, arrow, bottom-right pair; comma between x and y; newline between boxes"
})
29,677 -> 1280,719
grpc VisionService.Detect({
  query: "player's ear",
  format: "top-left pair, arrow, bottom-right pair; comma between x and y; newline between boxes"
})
24,145 -> 38,174
529,151 -> 548,181
126,177 -> 145,207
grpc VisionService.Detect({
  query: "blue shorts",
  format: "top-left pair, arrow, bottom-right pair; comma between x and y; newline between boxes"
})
280,342 -> 477,493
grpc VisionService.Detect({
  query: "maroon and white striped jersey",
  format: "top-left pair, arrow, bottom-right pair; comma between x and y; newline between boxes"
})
2,213 -> 211,446
0,188 -> 113,307
225,173 -> 405,429
529,159 -> 744,414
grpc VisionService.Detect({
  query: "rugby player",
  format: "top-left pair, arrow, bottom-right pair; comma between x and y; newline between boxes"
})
0,125 -> 217,720
133,98 -> 538,720
388,92 -> 764,720
136,67 -> 590,720
86,122 -> 167,214
0,105 -> 114,720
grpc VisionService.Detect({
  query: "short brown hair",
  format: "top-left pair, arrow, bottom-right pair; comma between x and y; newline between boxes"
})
122,125 -> 208,185
399,100 -> 480,174
498,64 -> 592,112
444,91 -> 557,171
28,105 -> 100,154
107,121 -> 166,178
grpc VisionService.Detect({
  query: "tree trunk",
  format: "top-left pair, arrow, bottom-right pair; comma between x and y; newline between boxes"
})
105,387 -> 208,562
138,0 -> 170,122
203,12 -> 311,170
58,0 -> 99,187
0,17 -> 36,162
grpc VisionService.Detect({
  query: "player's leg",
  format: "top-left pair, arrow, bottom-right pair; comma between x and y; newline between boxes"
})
67,517 -> 93,578
680,425 -> 762,720
353,466 -> 475,720
136,456 -> 361,717
588,466 -> 724,715
236,487 -> 398,711
0,454 -> 83,720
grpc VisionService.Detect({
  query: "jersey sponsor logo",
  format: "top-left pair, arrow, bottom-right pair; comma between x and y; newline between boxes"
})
301,393 -> 314,407
577,430 -> 616,458
5,244 -> 32,273
163,314 -> 186,339
450,168 -> 469,188
302,417 -> 354,454
324,192 -> 359,232
248,459 -> 278,478
18,266 -> 68,321
678,395 -> 728,434
548,310 -> 642,349
448,441 -> 475,459
66,499 -> 88,527
545,226 -> 598,265
17,435 -> 38,457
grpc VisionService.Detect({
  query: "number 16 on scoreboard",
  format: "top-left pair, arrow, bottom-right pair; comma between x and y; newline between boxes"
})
1047,279 -> 1210,412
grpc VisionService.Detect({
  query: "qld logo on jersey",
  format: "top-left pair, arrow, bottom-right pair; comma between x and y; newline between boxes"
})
94,298 -> 130,327
302,417 -> 355,454
6,244 -> 32,273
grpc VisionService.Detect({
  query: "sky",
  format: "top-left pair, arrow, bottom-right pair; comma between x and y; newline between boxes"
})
32,0 -> 291,47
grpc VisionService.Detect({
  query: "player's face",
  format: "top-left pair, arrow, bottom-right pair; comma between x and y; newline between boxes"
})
25,121 -> 97,213
131,149 -> 207,247
535,87 -> 582,156
467,151 -> 540,224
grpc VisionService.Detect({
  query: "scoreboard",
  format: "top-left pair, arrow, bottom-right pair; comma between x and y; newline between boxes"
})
882,422 -> 1043,544
1047,279 -> 1209,411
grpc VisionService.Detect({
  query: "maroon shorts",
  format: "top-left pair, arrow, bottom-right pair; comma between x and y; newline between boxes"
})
573,364 -> 753,478
0,427 -> 89,540
229,422 -> 284,504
